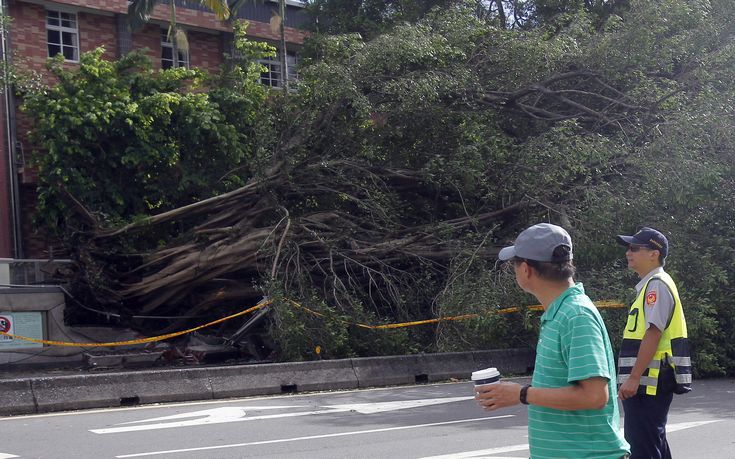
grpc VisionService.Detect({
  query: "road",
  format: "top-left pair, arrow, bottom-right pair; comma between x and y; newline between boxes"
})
1,378 -> 733,458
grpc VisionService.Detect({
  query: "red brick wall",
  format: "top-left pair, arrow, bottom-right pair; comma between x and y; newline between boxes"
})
39,0 -> 307,44
8,0 -> 304,75
246,20 -> 308,44
8,1 -> 48,75
132,25 -> 224,72
132,23 -> 163,64
188,30 -> 223,73
7,2 -> 117,77
78,11 -> 118,59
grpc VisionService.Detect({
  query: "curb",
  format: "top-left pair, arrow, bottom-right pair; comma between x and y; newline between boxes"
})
0,348 -> 534,416
208,359 -> 360,399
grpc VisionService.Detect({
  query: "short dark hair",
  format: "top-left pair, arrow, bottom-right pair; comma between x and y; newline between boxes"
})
513,245 -> 576,281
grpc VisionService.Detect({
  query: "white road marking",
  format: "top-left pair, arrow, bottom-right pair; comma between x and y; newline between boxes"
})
666,419 -> 721,432
417,419 -> 724,459
324,396 -> 473,414
419,444 -> 530,459
116,406 -> 300,425
92,396 -> 474,434
93,408 -> 342,433
115,415 -> 514,458
0,453 -> 20,458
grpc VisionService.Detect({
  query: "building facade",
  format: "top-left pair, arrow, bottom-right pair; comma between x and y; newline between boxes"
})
0,0 -> 310,259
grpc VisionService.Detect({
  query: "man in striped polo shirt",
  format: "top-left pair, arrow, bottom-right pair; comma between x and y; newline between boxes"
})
475,223 -> 629,459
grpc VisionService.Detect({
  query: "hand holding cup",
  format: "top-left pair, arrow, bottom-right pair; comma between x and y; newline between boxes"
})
472,368 -> 522,411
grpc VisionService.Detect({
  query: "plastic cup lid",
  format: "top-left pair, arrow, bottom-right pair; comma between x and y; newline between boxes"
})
471,367 -> 500,380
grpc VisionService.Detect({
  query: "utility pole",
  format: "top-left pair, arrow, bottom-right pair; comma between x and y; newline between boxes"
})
279,0 -> 288,91
0,2 -> 23,258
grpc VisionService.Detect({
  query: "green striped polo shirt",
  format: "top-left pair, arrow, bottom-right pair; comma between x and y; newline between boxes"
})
528,283 -> 630,459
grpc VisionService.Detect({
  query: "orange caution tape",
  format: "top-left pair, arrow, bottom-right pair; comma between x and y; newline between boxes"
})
0,298 -> 625,347
0,301 -> 270,347
284,299 -> 625,330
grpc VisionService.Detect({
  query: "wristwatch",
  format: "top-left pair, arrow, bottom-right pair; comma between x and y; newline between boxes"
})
520,384 -> 531,405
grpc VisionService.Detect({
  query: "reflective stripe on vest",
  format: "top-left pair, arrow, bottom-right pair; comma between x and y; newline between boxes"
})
617,272 -> 692,396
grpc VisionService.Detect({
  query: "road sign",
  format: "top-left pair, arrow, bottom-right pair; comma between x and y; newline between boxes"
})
0,315 -> 11,333
0,312 -> 44,349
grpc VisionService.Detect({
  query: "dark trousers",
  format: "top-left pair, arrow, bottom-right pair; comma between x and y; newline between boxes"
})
622,391 -> 674,459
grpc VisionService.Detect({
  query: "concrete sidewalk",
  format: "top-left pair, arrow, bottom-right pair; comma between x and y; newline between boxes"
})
0,348 -> 534,416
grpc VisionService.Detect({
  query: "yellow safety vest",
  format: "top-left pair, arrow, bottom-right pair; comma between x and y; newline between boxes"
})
617,271 -> 692,396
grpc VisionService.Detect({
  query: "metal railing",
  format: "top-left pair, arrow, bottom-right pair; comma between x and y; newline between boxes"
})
0,258 -> 72,286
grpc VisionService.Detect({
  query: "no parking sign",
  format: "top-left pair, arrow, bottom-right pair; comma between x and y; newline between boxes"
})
0,314 -> 12,340
0,312 -> 44,348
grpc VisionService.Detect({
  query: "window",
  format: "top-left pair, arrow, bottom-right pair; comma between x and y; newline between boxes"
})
259,59 -> 282,88
259,53 -> 298,88
46,10 -> 79,62
267,0 -> 306,6
161,29 -> 189,69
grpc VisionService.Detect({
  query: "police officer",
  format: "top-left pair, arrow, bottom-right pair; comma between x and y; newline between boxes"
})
616,227 -> 692,459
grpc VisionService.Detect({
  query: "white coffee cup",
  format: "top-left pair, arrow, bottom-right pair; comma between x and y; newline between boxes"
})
472,367 -> 501,387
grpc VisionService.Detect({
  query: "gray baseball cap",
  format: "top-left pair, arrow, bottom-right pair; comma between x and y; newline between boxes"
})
498,223 -> 573,262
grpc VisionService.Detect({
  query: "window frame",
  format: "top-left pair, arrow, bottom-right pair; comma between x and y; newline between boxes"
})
267,0 -> 306,7
46,9 -> 80,63
258,53 -> 299,88
160,29 -> 190,70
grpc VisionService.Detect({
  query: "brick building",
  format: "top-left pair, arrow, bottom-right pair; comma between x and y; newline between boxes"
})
0,0 -> 310,260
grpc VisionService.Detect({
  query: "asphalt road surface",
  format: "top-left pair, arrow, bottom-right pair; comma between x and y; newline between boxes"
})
1,378 -> 733,458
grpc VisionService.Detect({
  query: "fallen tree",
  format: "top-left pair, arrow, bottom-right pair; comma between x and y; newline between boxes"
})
20,2 -> 735,368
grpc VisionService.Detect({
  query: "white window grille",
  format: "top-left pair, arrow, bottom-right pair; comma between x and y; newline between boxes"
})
46,10 -> 79,62
161,29 -> 189,69
267,0 -> 306,7
259,53 -> 298,88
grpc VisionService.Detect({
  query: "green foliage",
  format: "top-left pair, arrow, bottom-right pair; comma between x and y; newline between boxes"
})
267,284 -> 420,361
433,261 -> 539,353
286,0 -> 735,372
23,32 -> 269,240
304,0 -> 628,34
269,294 -> 352,361
306,0 -> 459,38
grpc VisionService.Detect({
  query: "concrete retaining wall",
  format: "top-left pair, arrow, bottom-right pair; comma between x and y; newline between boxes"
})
351,354 -> 424,387
0,348 -> 535,416
0,379 -> 35,415
209,359 -> 360,399
473,348 -> 536,376
31,368 -> 215,413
